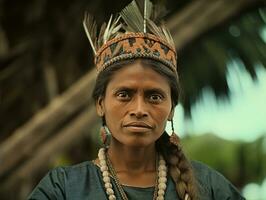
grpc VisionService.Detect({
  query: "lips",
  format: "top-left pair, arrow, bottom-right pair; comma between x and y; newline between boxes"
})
124,122 -> 152,129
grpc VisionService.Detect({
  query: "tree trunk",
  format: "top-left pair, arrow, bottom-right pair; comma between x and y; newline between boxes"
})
167,0 -> 263,50
1,104 -> 99,199
0,69 -> 96,179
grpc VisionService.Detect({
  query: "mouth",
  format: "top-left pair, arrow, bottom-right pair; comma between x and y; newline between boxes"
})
124,122 -> 153,132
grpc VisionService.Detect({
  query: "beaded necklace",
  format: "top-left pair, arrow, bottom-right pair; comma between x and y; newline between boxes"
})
98,148 -> 167,200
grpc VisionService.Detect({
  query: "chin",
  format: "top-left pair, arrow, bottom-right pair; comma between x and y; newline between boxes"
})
124,138 -> 156,148
111,133 -> 158,148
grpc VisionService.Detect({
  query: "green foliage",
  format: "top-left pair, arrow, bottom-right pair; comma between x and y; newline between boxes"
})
180,8 -> 266,114
182,133 -> 266,187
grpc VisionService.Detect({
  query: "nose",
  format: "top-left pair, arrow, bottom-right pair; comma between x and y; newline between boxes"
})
129,95 -> 148,119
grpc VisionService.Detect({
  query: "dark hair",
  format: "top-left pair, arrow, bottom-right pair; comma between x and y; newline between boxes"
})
92,58 -> 197,200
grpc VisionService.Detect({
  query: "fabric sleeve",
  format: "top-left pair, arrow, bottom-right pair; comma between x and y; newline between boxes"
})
208,169 -> 245,200
192,161 -> 245,200
27,167 -> 66,200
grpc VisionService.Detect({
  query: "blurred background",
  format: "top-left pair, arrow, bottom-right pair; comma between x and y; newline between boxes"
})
0,0 -> 265,199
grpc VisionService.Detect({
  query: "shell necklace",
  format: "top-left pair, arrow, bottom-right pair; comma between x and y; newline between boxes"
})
98,148 -> 167,200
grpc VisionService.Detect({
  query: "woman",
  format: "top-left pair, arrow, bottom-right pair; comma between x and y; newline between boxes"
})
28,1 -> 245,199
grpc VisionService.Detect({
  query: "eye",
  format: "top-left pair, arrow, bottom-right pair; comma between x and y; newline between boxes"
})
116,90 -> 131,100
148,93 -> 163,103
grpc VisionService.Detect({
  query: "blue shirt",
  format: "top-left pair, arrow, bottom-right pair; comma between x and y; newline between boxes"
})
28,160 -> 245,199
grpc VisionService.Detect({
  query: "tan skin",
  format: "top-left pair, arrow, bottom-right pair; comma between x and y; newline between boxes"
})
95,60 -> 174,187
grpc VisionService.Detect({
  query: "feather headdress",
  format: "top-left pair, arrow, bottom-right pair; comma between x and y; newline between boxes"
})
83,0 -> 177,72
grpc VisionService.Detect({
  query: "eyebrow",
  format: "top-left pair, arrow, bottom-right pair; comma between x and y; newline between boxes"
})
113,87 -> 168,97
113,87 -> 135,92
145,88 -> 167,97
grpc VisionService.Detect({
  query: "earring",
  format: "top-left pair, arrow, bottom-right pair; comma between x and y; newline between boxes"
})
99,110 -> 104,117
100,120 -> 111,148
169,119 -> 180,146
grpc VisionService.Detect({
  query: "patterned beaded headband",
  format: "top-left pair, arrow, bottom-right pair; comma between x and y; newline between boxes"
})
83,0 -> 177,73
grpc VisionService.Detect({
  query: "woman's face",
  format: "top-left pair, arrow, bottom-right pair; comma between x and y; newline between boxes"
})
96,61 -> 173,147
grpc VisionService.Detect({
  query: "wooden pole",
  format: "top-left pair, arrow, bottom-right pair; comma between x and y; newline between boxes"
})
167,0 -> 262,50
1,104 -> 99,198
0,69 -> 96,178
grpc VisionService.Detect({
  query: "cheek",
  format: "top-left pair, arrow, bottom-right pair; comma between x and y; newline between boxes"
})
104,101 -> 125,125
105,107 -> 121,120
152,105 -> 172,126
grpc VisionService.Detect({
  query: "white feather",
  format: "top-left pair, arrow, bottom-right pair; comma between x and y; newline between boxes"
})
83,13 -> 97,55
120,0 -> 143,32
144,0 -> 147,32
103,15 -> 122,44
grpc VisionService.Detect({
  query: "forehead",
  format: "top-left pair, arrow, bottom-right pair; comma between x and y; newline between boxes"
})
107,62 -> 171,91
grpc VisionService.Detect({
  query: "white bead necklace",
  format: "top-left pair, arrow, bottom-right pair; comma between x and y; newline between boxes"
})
98,148 -> 168,200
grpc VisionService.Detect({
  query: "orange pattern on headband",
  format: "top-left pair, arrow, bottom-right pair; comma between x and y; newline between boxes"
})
95,33 -> 177,72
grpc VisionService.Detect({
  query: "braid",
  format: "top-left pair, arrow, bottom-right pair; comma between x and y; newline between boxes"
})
156,132 -> 198,200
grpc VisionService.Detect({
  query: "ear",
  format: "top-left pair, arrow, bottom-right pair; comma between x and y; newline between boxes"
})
167,108 -> 174,121
96,97 -> 105,117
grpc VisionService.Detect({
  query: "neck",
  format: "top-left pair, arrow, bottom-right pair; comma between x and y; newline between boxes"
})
98,147 -> 167,199
107,142 -> 157,174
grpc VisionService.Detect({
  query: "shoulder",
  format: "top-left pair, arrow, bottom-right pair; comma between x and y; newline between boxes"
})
191,160 -> 245,200
27,161 -> 98,199
44,161 -> 97,182
46,161 -> 100,188
56,160 -> 96,174
191,160 -> 225,181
